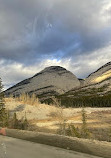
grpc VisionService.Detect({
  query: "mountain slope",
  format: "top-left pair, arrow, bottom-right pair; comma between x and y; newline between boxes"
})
5,66 -> 80,100
58,62 -> 111,107
5,62 -> 111,106
66,62 -> 111,96
85,62 -> 111,85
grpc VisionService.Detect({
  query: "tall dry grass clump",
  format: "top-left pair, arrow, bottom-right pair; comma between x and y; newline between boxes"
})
16,93 -> 40,106
49,97 -> 67,135
50,97 -> 79,137
51,97 -> 64,118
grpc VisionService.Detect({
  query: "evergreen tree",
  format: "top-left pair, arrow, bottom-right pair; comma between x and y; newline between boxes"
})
13,112 -> 19,129
81,108 -> 90,138
0,78 -> 6,127
22,112 -> 28,130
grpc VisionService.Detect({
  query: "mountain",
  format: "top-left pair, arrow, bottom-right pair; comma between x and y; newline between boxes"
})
5,62 -> 111,106
59,62 -> 111,107
66,61 -> 111,96
85,62 -> 111,85
5,66 -> 80,100
83,61 -> 111,94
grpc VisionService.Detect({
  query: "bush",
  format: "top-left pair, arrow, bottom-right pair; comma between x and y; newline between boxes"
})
66,124 -> 81,138
8,112 -> 29,130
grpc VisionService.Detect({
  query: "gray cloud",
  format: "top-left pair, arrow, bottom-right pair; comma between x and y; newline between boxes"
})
0,0 -> 111,88
0,0 -> 111,59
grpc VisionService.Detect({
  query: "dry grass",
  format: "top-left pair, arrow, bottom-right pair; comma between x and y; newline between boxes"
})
5,96 -> 111,141
18,93 -> 40,106
7,93 -> 40,106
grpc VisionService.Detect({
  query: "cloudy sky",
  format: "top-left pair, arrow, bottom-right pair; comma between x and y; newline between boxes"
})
0,0 -> 111,89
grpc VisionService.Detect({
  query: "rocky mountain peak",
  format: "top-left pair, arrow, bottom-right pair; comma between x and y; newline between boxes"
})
40,66 -> 69,75
41,66 -> 67,72
5,62 -> 111,103
34,66 -> 67,77
5,65 -> 80,100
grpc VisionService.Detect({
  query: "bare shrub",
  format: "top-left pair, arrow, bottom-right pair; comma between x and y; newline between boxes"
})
51,97 -> 64,119
51,97 -> 67,135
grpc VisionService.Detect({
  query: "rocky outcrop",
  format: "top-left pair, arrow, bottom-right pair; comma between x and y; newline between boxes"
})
5,66 -> 80,99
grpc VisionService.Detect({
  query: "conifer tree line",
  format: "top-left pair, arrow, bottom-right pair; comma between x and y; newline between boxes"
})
44,93 -> 111,107
0,77 -> 28,129
0,77 -> 8,127
57,94 -> 111,108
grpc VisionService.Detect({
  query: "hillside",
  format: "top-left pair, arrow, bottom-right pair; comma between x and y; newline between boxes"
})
85,62 -> 111,85
58,62 -> 111,107
5,62 -> 111,106
5,97 -> 111,142
5,66 -> 80,100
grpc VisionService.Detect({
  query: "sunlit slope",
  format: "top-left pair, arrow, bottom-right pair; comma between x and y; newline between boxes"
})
63,62 -> 111,100
91,69 -> 111,84
85,62 -> 111,85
